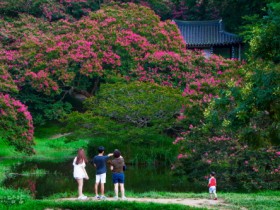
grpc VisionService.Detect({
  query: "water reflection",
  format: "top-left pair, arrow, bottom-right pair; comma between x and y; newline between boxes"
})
3,160 -> 203,199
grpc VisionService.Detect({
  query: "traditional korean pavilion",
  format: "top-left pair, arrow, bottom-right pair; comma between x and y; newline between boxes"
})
174,19 -> 242,60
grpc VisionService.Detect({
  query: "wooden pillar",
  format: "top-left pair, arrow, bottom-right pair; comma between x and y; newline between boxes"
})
231,46 -> 235,59
238,44 -> 241,61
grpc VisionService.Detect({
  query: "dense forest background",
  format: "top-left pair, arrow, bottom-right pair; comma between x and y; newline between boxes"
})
0,0 -> 271,32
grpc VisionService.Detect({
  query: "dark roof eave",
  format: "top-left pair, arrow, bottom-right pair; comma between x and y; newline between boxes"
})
187,41 -> 242,47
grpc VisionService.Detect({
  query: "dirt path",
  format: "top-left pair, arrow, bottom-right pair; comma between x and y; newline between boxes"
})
48,133 -> 71,139
58,197 -> 231,209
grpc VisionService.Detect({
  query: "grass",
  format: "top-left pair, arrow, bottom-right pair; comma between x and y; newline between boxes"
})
220,191 -> 280,210
30,136 -> 88,161
46,191 -> 280,210
0,136 -> 88,163
0,200 -> 203,210
1,190 -> 279,210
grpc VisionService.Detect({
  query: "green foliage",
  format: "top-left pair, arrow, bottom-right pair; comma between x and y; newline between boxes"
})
242,2 -> 280,63
0,187 -> 32,206
63,113 -> 177,164
17,91 -> 72,125
62,82 -> 186,164
205,62 -> 280,146
174,61 -> 280,191
85,82 -> 186,128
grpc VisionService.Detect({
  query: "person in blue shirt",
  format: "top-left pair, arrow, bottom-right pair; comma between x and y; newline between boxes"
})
92,146 -> 113,199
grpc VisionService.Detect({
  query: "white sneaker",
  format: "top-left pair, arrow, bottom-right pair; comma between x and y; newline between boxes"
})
95,195 -> 101,199
100,195 -> 107,200
78,195 -> 87,200
121,196 -> 127,200
114,196 -> 119,200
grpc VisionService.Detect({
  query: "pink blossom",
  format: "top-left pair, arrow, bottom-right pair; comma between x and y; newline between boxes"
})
173,137 -> 184,144
177,154 -> 184,159
177,154 -> 188,159
206,160 -> 212,164
253,167 -> 259,172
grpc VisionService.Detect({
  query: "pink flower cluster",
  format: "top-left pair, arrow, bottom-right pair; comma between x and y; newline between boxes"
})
173,137 -> 185,144
0,93 -> 34,143
177,153 -> 188,159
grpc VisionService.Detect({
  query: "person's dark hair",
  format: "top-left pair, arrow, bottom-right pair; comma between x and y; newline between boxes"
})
98,146 -> 105,153
76,148 -> 88,164
210,171 -> 216,176
113,149 -> 121,158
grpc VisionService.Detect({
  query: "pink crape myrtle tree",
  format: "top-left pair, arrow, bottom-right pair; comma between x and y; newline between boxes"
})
0,66 -> 35,154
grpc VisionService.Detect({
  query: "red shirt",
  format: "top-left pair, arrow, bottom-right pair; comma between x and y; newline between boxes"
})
208,177 -> 216,187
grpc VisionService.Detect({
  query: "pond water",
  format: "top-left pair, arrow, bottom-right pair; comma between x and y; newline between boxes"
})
2,160 -> 204,199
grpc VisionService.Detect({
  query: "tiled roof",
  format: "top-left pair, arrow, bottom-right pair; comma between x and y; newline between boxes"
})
174,19 -> 242,47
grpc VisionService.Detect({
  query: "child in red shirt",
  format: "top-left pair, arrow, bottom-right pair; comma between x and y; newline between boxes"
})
208,172 -> 217,200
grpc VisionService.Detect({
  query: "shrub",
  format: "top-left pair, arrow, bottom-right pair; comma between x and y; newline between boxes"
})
0,188 -> 32,206
0,66 -> 35,154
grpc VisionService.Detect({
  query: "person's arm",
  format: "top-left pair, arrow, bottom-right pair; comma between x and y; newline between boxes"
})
92,157 -> 96,167
82,166 -> 89,180
107,153 -> 113,157
108,160 -> 113,171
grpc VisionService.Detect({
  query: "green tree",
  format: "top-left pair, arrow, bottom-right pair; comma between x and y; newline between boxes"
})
85,82 -> 187,128
242,2 -> 280,63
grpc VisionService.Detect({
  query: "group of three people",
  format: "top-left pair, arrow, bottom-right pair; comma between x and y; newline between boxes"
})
73,146 -> 126,200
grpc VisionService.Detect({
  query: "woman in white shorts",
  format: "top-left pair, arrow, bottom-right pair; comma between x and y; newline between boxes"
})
73,148 -> 89,200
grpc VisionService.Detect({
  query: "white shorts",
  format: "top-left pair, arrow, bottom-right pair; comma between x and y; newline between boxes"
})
96,173 -> 106,183
209,186 -> 216,193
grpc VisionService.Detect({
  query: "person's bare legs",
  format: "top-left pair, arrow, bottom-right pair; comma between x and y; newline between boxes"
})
101,183 -> 105,196
120,183 -> 125,198
76,179 -> 83,197
114,183 -> 119,198
213,191 -> 217,199
95,182 -> 99,196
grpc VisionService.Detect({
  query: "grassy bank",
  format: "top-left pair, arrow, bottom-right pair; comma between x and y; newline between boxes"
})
1,187 -> 279,210
0,200 -> 201,210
